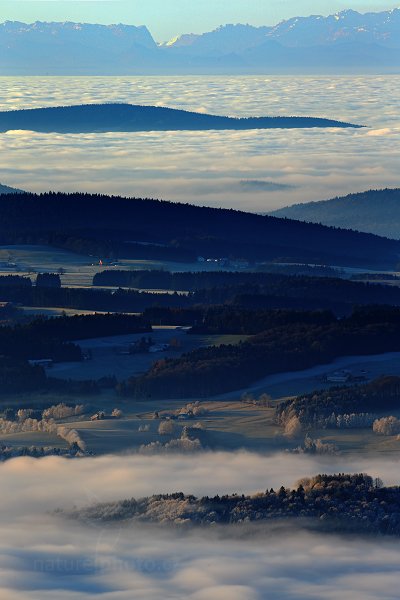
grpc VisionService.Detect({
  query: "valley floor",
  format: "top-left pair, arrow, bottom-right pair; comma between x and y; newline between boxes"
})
2,349 -> 400,457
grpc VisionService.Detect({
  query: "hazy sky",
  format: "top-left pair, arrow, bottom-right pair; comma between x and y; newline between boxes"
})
1,1 -> 398,41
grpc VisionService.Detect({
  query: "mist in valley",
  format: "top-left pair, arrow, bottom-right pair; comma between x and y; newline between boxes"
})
1,451 -> 400,599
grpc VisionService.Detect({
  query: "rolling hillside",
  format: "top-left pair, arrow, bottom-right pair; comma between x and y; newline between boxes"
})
270,189 -> 400,240
0,191 -> 399,269
0,104 -> 359,134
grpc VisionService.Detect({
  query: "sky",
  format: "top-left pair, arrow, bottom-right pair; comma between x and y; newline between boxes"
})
1,0 -> 399,41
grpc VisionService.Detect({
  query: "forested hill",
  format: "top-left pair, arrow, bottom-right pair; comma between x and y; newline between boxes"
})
68,473 -> 400,537
0,183 -> 23,194
0,192 -> 399,268
0,104 -> 359,134
270,188 -> 400,240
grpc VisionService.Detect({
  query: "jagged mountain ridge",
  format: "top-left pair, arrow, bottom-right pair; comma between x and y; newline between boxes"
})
0,20 -> 160,73
1,9 -> 400,74
166,9 -> 400,53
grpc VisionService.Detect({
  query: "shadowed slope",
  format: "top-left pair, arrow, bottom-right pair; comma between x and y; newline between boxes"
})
270,189 -> 400,240
0,191 -> 397,269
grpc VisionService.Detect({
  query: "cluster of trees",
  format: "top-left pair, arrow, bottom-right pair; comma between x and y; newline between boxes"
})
0,275 -> 31,287
373,416 -> 400,436
140,426 -> 203,455
0,357 -> 46,393
0,414 -> 86,452
14,313 -> 151,342
0,313 -> 151,363
41,403 -> 85,420
3,403 -> 85,422
121,311 -> 400,398
276,376 -> 400,429
93,269 -> 346,290
0,282 -> 193,313
255,263 -> 342,278
0,324 -> 81,362
189,307 -> 335,335
281,410 -> 380,433
94,270 -> 400,311
323,413 -> 376,430
292,435 -> 339,455
2,272 -> 400,317
0,444 -> 85,460
36,273 -> 61,288
69,473 -> 400,536
0,312 -> 151,394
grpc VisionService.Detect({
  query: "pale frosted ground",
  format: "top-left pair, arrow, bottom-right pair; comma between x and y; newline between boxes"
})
0,76 -> 399,210
3,349 -> 400,456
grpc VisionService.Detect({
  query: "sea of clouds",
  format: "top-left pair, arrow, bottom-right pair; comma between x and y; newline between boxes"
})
0,75 -> 399,211
1,450 -> 400,599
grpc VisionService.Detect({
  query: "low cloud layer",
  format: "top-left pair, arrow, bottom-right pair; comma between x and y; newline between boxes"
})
0,76 -> 399,211
238,179 -> 296,192
1,450 -> 400,598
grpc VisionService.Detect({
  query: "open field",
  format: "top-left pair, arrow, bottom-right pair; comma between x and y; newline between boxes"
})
3,394 -> 398,457
62,392 -> 400,457
3,348 -> 400,457
1,318 -> 400,457
0,244 -> 245,288
212,351 -> 400,401
0,430 -> 66,449
49,328 -> 248,381
21,306 -> 113,317
0,244 -> 98,286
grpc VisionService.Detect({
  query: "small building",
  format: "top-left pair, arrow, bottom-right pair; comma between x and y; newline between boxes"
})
325,370 -> 351,384
91,411 -> 105,421
149,343 -> 170,353
28,358 -> 53,368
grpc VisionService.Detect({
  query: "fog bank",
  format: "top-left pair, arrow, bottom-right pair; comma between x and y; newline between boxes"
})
0,451 -> 400,598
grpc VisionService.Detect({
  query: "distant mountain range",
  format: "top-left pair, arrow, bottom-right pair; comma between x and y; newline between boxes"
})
270,189 -> 400,240
1,9 -> 400,74
0,104 -> 359,134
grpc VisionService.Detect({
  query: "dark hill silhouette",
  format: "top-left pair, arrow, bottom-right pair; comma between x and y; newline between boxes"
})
270,188 -> 400,240
0,103 -> 360,133
0,183 -> 23,194
0,192 -> 398,269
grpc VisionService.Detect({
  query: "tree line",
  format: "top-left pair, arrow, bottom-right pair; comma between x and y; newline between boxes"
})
68,473 -> 400,536
3,273 -> 400,316
120,307 -> 400,399
276,375 -> 400,429
93,269 -> 400,307
0,313 -> 150,360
